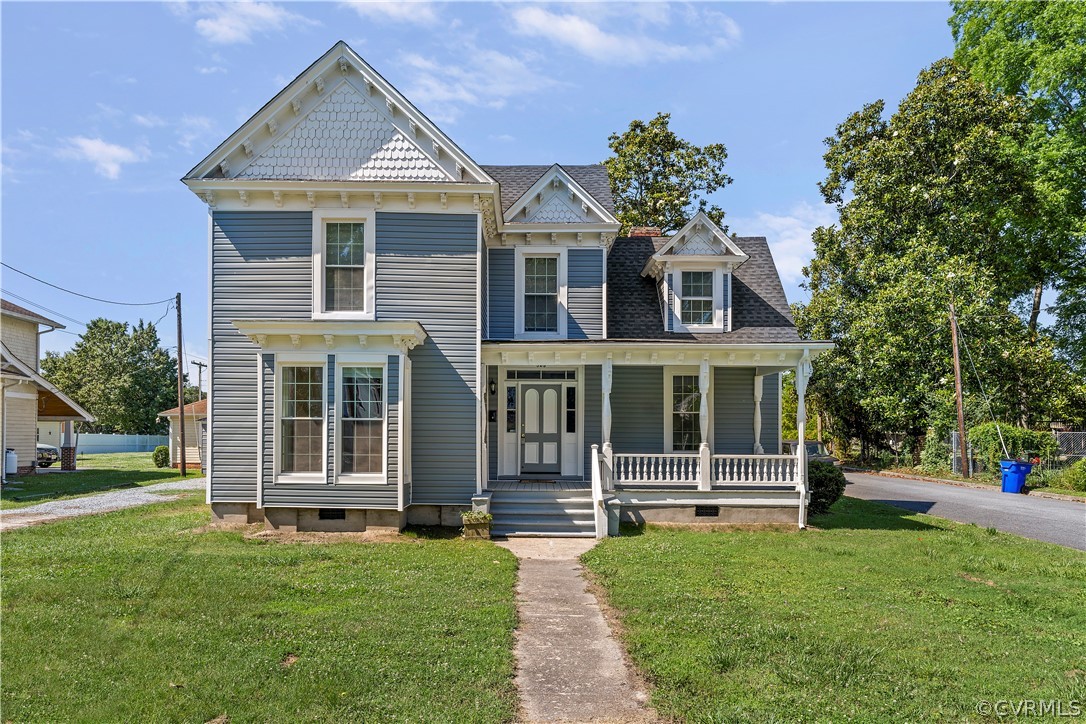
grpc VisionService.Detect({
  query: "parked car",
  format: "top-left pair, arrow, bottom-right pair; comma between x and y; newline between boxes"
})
36,443 -> 60,468
783,440 -> 841,467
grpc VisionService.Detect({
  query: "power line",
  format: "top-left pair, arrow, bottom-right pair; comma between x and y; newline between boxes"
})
1,262 -> 174,306
0,288 -> 87,327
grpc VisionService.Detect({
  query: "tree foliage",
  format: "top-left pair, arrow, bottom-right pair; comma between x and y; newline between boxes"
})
951,0 -> 1086,368
41,319 -> 182,435
797,59 -> 1084,457
603,112 -> 732,234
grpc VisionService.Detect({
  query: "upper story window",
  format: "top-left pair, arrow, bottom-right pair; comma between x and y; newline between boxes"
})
325,222 -> 366,312
672,268 -> 725,332
281,365 -> 324,475
524,257 -> 559,333
313,209 -> 376,320
515,248 -> 567,339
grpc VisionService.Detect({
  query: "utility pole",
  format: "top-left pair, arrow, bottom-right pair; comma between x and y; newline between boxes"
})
176,293 -> 187,477
192,360 -> 207,401
950,302 -> 969,478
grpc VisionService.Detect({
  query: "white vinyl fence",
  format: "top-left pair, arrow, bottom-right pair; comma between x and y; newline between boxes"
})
75,434 -> 169,455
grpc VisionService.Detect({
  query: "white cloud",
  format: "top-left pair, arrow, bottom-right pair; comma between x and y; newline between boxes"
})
57,136 -> 149,179
402,47 -> 559,123
197,65 -> 228,74
730,201 -> 837,285
508,5 -> 740,66
133,113 -> 167,127
341,1 -> 437,25
178,2 -> 318,44
177,115 -> 216,151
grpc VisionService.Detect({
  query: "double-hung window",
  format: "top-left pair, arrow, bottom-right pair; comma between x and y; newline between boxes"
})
340,366 -> 384,476
313,209 -> 375,319
281,366 -> 324,474
680,271 -> 714,327
524,256 -> 559,333
670,374 -> 702,451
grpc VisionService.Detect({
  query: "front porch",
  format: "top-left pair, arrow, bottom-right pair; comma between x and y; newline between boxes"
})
480,342 -> 820,537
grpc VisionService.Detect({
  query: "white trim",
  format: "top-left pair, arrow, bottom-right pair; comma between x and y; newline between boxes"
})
476,215 -> 486,494
777,371 -> 783,455
514,247 -> 568,340
652,211 -> 749,260
206,208 -> 214,505
662,365 -> 713,453
483,342 -> 833,368
601,246 -> 608,339
673,267 -> 725,333
726,270 -> 733,332
273,357 -> 328,485
397,353 -> 406,510
311,208 -> 376,321
334,359 -> 388,485
255,353 -> 264,509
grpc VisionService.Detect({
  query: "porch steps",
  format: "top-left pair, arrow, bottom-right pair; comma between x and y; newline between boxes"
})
489,488 -> 595,538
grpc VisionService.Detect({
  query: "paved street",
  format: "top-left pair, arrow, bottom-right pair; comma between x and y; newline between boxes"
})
845,472 -> 1086,551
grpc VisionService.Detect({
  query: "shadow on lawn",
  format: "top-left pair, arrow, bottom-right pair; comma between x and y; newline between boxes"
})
812,497 -> 943,532
1,469 -> 181,503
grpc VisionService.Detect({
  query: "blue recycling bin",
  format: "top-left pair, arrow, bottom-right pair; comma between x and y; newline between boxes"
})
999,460 -> 1032,494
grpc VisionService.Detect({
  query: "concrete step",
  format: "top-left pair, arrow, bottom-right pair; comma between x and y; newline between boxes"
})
492,529 -> 596,538
490,502 -> 594,516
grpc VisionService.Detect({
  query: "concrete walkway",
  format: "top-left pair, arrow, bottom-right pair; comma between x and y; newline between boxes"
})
496,538 -> 656,723
0,478 -> 206,531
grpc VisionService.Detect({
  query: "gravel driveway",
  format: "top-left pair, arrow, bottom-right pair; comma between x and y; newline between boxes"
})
845,472 -> 1086,551
0,478 -> 206,531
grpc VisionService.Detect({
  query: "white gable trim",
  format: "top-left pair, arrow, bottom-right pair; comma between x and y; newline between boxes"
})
653,211 -> 747,259
184,41 -> 492,185
502,164 -> 618,225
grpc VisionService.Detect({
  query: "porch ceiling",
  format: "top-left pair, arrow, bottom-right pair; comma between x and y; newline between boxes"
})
481,341 -> 831,369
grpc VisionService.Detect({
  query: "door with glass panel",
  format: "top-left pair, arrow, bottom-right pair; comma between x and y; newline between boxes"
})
520,383 -> 562,474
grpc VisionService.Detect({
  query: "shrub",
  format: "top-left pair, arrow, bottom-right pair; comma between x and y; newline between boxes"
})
152,445 -> 170,469
460,510 -> 492,525
967,423 -> 1058,472
1052,459 -> 1086,492
920,435 -> 951,474
808,460 -> 847,516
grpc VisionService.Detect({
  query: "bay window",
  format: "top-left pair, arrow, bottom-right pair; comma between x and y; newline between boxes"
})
281,365 -> 324,474
340,366 -> 384,475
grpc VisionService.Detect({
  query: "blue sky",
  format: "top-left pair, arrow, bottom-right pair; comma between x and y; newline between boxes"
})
1,1 -> 955,384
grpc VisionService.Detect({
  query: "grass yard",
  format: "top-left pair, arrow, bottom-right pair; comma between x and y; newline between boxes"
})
1,452 -> 191,509
1,495 -> 520,722
583,498 -> 1086,722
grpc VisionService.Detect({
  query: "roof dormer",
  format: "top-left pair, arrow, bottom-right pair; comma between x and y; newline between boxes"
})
503,164 -> 619,226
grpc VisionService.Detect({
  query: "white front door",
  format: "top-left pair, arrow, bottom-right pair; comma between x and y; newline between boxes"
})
520,383 -> 562,475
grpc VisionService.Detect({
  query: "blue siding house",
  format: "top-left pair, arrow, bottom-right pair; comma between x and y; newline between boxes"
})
184,42 -> 832,537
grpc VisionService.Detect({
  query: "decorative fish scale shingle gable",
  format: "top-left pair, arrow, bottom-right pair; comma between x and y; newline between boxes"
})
529,196 -> 585,223
238,83 -> 448,182
672,227 -> 722,255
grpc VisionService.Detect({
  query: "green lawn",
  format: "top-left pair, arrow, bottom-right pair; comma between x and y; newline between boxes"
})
1,452 -> 192,509
1,495 -> 520,722
583,498 -> 1086,722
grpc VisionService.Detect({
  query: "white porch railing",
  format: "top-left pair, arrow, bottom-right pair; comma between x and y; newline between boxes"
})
712,455 -> 798,484
612,453 -> 701,485
590,444 -> 607,539
608,449 -> 800,489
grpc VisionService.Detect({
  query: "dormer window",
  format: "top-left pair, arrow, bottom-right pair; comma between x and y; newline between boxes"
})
679,271 -> 714,326
312,208 -> 376,320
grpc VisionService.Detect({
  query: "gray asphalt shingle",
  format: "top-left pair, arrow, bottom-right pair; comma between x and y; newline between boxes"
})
481,164 -> 616,217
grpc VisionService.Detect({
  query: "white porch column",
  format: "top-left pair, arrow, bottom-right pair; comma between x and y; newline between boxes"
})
698,356 -> 711,491
602,353 -> 613,445
752,373 -> 765,454
795,350 -> 812,528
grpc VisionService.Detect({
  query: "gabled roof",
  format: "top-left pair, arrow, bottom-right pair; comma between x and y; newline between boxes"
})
608,234 -> 802,343
651,211 -> 748,260
159,398 -> 208,418
1,298 -> 63,329
497,163 -> 618,225
184,41 -> 492,185
0,341 -> 94,421
482,165 -> 616,217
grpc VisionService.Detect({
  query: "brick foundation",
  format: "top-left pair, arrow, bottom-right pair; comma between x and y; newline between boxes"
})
16,464 -> 35,476
171,462 -> 203,470
61,447 -> 76,471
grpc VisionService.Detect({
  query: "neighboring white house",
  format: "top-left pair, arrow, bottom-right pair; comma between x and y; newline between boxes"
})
157,398 -> 207,470
182,41 -> 832,537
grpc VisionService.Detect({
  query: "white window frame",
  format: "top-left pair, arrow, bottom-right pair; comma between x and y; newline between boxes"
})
673,265 -> 724,332
312,208 -> 376,320
514,247 -> 568,339
274,358 -> 327,484
335,358 -> 388,485
662,365 -> 713,453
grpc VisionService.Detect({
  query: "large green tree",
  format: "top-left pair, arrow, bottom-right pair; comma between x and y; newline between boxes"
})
41,319 -> 182,434
797,60 -> 1079,456
603,112 -> 731,233
951,0 -> 1086,364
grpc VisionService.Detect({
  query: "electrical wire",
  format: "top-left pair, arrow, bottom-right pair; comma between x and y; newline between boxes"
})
955,319 -> 1009,459
1,262 -> 174,306
0,288 -> 88,327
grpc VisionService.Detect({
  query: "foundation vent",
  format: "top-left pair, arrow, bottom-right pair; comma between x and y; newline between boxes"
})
694,505 -> 720,518
318,508 -> 347,520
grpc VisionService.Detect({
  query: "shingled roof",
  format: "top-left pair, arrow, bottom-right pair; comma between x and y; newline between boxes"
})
481,164 -> 616,217
1,298 -> 63,329
606,235 -> 802,343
